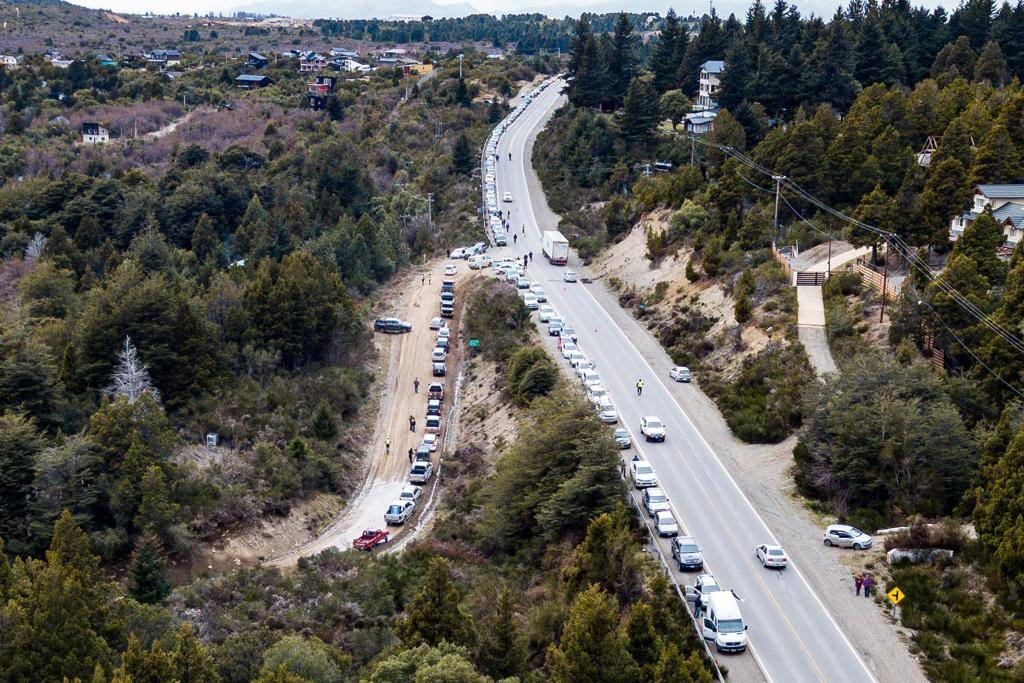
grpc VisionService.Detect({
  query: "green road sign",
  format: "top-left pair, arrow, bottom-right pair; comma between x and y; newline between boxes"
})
469,339 -> 480,347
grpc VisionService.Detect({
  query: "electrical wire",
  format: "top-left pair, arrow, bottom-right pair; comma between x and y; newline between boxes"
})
685,132 -> 1024,358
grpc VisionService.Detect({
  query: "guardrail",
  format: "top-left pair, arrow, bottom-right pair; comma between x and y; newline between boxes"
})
622,479 -> 726,682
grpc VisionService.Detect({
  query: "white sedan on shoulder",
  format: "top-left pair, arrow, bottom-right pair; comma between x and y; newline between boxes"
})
444,263 -> 458,275
669,366 -> 692,382
756,544 -> 788,569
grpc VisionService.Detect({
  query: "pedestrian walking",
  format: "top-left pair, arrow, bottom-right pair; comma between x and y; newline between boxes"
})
428,273 -> 432,284
863,574 -> 874,598
513,233 -> 518,244
385,437 -> 391,454
523,254 -> 528,267
409,415 -> 416,432
854,573 -> 864,596
414,378 -> 420,393
508,152 -> 511,161
408,448 -> 414,464
528,251 -> 533,262
522,225 -> 525,235
694,594 -> 703,618
619,459 -> 626,478
636,378 -> 644,396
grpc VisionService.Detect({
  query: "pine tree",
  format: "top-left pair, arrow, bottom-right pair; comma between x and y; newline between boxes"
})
979,247 -> 1024,401
618,75 -> 660,148
451,133 -> 474,176
564,510 -> 643,604
135,465 -> 180,538
234,195 -> 271,261
606,13 -> 638,107
172,623 -> 220,683
659,90 -> 690,130
129,541 -> 171,604
625,603 -> 662,678
970,119 -> 1023,185
117,636 -> 177,683
477,587 -> 526,680
311,401 -> 337,440
75,214 -> 103,252
0,411 -> 46,553
396,557 -> 477,648
974,40 -> 1007,84
546,585 -> 639,683
854,12 -> 887,86
975,425 -> 1024,585
0,537 -> 11,599
952,209 -> 1009,285
851,184 -> 897,262
651,10 -> 681,94
653,642 -> 713,683
191,213 -> 219,263
919,156 -> 971,249
803,12 -> 857,111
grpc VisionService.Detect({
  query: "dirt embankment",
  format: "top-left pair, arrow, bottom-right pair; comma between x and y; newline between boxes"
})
590,213 -> 773,379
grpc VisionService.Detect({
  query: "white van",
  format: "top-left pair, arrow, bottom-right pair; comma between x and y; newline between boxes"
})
701,592 -> 748,653
468,254 -> 492,269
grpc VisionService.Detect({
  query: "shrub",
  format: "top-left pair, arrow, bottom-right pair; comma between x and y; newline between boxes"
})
464,281 -> 531,361
507,347 -> 557,405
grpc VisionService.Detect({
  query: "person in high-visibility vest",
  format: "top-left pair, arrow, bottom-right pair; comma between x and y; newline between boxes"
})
636,379 -> 644,396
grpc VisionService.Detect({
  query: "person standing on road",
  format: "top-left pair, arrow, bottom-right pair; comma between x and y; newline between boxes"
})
421,273 -> 425,285
508,152 -> 511,161
385,437 -> 391,454
513,233 -> 518,244
636,379 -> 644,396
414,378 -> 420,393
408,448 -> 414,464
854,573 -> 864,596
863,574 -> 874,598
694,594 -> 703,618
523,254 -> 528,268
619,459 -> 626,478
529,251 -> 533,262
409,415 -> 416,432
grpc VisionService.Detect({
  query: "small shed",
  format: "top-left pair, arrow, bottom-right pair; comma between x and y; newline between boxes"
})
82,122 -> 109,144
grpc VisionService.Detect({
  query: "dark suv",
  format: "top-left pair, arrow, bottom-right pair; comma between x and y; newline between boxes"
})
373,318 -> 412,334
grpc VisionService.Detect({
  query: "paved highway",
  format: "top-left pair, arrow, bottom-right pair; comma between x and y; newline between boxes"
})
491,78 -> 878,683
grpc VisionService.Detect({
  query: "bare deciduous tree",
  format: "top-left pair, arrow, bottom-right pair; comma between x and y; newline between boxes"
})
24,232 -> 47,262
107,335 -> 160,404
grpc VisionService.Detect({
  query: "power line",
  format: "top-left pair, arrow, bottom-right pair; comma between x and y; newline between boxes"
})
686,132 -> 1024,358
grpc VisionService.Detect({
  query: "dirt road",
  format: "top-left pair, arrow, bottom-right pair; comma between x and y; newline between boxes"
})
269,260 -> 477,565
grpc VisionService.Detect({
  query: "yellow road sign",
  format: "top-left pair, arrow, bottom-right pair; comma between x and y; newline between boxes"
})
887,587 -> 905,605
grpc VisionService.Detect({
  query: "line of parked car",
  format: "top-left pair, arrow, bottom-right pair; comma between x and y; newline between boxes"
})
482,79 -> 553,246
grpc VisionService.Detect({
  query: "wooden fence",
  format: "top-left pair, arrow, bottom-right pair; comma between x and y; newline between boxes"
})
849,258 -> 903,299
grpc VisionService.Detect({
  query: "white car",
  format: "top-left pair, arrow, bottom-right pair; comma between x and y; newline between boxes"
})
409,461 -> 433,484
431,347 -> 447,362
669,366 -> 692,382
560,342 -> 579,359
503,191 -> 513,202
579,368 -> 601,385
630,459 -> 657,488
587,384 -> 609,405
444,263 -> 458,275
429,317 -> 443,330
685,574 -> 723,602
563,270 -> 577,282
522,293 -> 539,310
530,286 -> 547,303
656,511 -> 679,537
437,326 -> 450,339
422,433 -> 438,451
642,487 -> 670,516
399,485 -> 422,502
599,404 -> 618,424
384,500 -> 416,525
567,351 -> 587,367
449,248 -> 468,259
575,360 -> 596,376
756,543 -> 788,568
640,416 -> 666,442
538,304 -> 556,322
823,524 -> 873,550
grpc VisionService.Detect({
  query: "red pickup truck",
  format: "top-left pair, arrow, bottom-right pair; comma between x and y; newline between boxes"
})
352,529 -> 389,550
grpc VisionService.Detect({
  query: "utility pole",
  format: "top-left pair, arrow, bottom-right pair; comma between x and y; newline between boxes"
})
690,136 -> 695,166
427,193 -> 434,230
880,235 -> 891,323
458,53 -> 464,79
772,175 -> 786,246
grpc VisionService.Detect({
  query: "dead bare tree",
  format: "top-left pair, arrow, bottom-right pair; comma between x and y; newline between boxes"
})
107,335 -> 160,404
24,232 -> 46,262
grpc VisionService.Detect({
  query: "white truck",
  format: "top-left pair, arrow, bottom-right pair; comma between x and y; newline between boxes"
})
542,231 -> 569,266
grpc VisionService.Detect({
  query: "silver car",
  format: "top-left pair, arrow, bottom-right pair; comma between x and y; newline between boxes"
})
672,536 -> 704,570
823,524 -> 873,549
643,487 -> 670,516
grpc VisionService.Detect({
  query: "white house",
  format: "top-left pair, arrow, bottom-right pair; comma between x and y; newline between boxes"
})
299,52 -> 327,72
82,122 -> 109,144
684,111 -> 717,135
950,184 -> 1024,249
340,58 -> 371,73
697,60 -> 724,111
